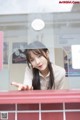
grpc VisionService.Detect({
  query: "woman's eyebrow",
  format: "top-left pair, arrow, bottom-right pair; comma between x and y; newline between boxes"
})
29,56 -> 34,59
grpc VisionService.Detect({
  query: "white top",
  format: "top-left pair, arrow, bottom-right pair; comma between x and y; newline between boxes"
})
23,64 -> 66,90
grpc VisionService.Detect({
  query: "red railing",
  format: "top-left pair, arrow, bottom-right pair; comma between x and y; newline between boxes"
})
0,90 -> 80,104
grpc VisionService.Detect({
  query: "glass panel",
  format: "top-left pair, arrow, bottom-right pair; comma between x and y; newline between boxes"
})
0,1 -> 80,91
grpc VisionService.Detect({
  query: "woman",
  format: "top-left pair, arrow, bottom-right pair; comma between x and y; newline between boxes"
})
11,41 -> 66,90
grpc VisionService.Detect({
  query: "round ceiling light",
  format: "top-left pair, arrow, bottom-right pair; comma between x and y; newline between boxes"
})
31,19 -> 45,31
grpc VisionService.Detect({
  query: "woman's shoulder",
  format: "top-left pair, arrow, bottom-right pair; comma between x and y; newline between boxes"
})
25,65 -> 33,74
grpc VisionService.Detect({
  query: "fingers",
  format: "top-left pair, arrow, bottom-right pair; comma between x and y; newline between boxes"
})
22,85 -> 33,90
18,85 -> 33,91
11,82 -> 21,87
26,85 -> 33,90
28,86 -> 33,90
11,82 -> 33,91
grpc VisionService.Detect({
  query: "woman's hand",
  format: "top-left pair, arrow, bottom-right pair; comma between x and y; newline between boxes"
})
11,82 -> 33,91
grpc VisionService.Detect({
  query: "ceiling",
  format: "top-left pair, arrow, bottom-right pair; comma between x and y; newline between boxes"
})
0,0 -> 80,38
0,0 -> 76,14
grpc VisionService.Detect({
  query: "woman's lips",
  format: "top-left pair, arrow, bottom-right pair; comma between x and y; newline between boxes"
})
38,64 -> 43,68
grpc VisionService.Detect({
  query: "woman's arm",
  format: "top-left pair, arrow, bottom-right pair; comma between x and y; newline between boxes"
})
11,66 -> 33,91
11,82 -> 33,90
53,65 -> 67,90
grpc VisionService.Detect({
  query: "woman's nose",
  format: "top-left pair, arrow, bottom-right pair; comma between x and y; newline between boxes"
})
35,58 -> 40,64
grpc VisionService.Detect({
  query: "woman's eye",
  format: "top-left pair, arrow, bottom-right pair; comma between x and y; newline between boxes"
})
30,59 -> 34,62
38,54 -> 41,58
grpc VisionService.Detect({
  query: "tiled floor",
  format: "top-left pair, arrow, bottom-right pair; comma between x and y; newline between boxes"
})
0,103 -> 80,120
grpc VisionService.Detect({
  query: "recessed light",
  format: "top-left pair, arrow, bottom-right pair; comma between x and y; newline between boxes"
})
31,19 -> 45,31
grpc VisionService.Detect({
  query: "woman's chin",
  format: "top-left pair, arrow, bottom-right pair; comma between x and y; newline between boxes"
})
39,67 -> 46,72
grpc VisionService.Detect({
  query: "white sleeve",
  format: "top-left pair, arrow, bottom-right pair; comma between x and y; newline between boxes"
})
56,69 -> 66,89
53,65 -> 67,90
23,66 -> 33,86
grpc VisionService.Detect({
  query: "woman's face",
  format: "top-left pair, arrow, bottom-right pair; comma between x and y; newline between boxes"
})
29,51 -> 49,72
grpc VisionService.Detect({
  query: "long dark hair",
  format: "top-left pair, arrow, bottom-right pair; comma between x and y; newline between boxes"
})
26,41 -> 55,90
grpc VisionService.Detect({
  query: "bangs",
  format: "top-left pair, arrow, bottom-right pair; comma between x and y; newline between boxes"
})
27,49 -> 43,60
31,49 -> 42,55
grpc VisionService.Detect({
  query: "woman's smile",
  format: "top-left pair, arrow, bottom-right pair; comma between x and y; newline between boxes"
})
38,64 -> 43,69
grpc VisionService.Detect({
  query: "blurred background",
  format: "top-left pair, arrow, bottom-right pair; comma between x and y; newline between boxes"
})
0,0 -> 80,91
